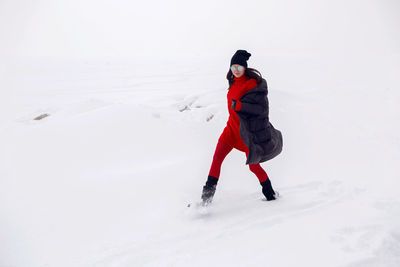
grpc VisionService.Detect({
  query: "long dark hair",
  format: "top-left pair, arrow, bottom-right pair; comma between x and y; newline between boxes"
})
226,67 -> 263,89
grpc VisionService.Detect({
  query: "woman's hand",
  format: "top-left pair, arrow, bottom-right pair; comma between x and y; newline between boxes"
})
231,99 -> 242,111
232,98 -> 266,115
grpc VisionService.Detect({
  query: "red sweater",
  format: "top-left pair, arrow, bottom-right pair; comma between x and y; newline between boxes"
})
218,74 -> 258,151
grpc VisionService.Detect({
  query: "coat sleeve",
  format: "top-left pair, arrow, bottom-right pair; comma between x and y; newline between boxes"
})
239,102 -> 265,115
237,79 -> 270,115
237,90 -> 268,115
236,79 -> 267,115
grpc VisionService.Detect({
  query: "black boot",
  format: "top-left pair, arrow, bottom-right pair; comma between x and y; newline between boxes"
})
201,176 -> 219,204
260,179 -> 276,201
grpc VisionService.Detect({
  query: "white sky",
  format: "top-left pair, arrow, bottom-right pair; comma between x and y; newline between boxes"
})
0,0 -> 399,61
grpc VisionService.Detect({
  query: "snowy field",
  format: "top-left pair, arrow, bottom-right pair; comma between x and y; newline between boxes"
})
1,0 -> 400,266
1,55 -> 399,267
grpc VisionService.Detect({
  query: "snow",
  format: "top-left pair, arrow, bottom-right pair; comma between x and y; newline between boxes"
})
1,0 -> 400,266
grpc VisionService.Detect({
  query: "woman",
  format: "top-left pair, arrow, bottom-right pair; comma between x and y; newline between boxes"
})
201,49 -> 283,205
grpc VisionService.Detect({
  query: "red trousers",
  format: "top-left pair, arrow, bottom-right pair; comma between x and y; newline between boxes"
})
208,140 -> 269,183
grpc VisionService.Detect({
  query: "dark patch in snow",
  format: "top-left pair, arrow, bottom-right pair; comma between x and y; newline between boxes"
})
34,113 -> 50,120
179,105 -> 191,112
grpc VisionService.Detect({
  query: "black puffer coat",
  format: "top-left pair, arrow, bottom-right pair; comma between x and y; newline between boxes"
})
236,78 -> 283,164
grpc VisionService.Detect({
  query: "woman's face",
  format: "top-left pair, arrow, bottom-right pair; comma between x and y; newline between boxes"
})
231,64 -> 245,78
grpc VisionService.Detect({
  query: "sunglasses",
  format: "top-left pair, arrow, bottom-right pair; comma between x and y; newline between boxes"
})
230,65 -> 245,72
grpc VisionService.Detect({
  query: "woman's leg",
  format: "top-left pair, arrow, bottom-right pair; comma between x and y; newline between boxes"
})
245,151 -> 276,200
249,164 -> 269,183
245,151 -> 269,183
202,140 -> 233,203
208,140 -> 233,179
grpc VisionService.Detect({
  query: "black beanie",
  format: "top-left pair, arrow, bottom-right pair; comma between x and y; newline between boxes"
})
230,49 -> 251,68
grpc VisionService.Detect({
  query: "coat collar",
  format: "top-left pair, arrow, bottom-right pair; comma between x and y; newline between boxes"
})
243,78 -> 268,96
